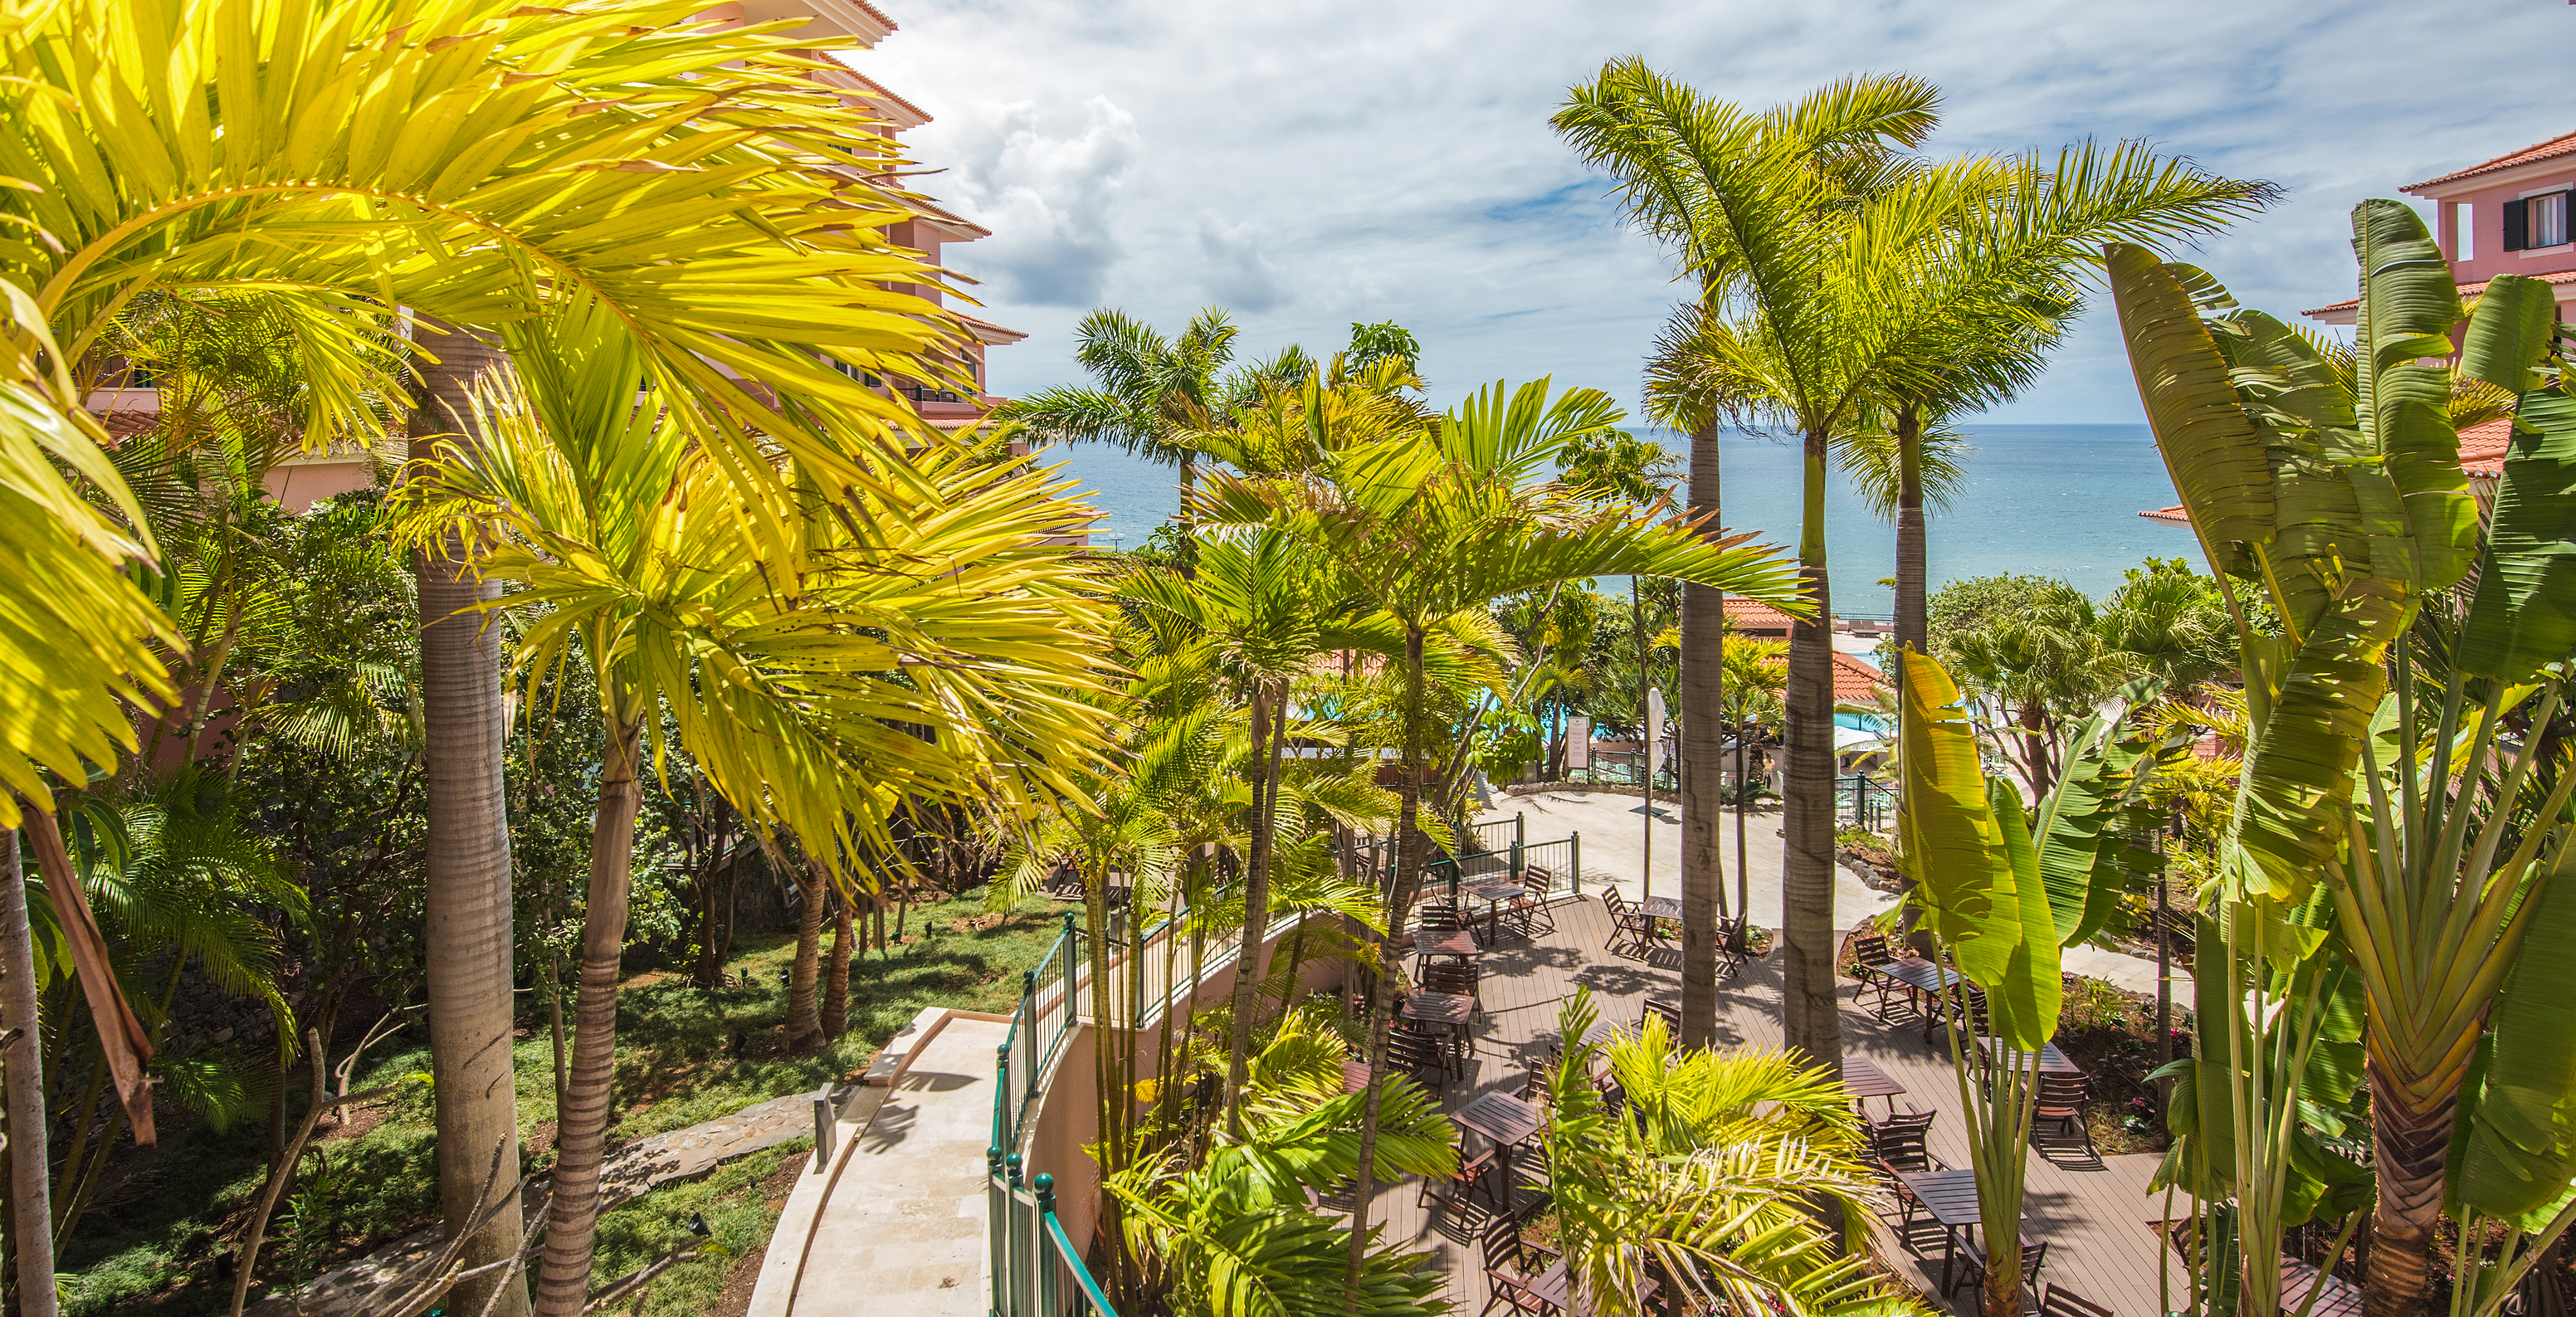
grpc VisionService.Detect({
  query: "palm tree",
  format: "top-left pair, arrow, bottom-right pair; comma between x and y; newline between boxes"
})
388,300 -> 1114,1314
2,4 -> 1017,1302
1539,988 -> 1916,1317
1559,61 -> 2275,1072
1195,377 -> 1809,1293
1118,530 -> 1354,1137
998,308 -> 1311,536
1840,408 -> 1973,656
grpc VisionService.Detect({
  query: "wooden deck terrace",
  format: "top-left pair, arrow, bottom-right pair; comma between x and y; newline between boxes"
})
1364,895 -> 2180,1317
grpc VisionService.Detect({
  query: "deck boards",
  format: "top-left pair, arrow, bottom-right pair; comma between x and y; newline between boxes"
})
1356,898 -> 2182,1316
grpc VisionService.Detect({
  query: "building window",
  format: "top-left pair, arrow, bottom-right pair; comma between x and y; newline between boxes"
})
2505,191 -> 2571,251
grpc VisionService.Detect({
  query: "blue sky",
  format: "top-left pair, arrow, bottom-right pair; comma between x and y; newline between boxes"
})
863,0 -> 2573,424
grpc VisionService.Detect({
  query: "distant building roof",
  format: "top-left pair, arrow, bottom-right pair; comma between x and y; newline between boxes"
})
954,311 -> 1027,345
2406,129 -> 2576,192
2459,416 -> 2513,478
1832,651 -> 1886,705
1722,596 -> 1800,633
2139,414 -> 2520,524
2305,267 -> 2576,320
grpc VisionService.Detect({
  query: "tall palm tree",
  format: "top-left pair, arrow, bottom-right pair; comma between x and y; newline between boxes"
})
390,300 -> 1113,1313
999,308 -> 1311,534
2,4 -> 1013,1303
1840,407 -> 1973,657
1196,378 -> 1808,1293
1118,530 -> 1346,1137
1560,61 -> 2275,1072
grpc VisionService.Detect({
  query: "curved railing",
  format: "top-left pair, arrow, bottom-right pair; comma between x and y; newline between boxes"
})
988,911 -> 1110,1316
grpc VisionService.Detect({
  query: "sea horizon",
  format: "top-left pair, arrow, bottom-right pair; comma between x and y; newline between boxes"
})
1033,422 -> 2185,617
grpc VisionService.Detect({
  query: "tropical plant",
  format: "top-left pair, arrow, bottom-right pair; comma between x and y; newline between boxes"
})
1194,376 -> 1809,1292
1559,61 -> 2273,1071
998,308 -> 1312,529
1102,1006 -> 1455,1317
1895,650 -> 2176,1317
1539,988 -> 1921,1317
388,299 -> 1113,1312
2104,203 -> 2576,1317
1,2 -> 1003,1300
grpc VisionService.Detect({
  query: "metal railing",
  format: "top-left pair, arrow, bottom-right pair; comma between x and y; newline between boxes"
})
1465,813 -> 1523,856
1421,834 -> 1582,910
988,913 -> 1115,1317
1838,773 -> 1895,831
1574,749 -> 1676,792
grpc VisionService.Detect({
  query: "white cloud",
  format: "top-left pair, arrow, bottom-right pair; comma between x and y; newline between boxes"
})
859,0 -> 2573,422
929,95 -> 1140,307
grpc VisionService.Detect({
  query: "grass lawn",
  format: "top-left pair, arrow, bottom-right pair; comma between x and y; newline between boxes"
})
67,890 -> 1073,1315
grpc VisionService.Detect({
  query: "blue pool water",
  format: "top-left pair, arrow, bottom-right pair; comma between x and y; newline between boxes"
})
1032,424 -> 2186,615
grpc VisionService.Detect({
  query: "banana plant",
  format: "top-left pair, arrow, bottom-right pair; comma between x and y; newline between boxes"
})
2105,199 -> 2576,1317
1897,651 -> 2177,1317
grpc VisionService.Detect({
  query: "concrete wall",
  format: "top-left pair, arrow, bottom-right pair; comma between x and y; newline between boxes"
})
1017,913 -> 1353,1257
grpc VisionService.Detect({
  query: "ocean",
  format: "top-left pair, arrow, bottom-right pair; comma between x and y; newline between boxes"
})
1030,423 -> 2185,617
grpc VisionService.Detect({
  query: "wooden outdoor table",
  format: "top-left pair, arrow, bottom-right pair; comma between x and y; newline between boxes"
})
1412,925 -> 1481,961
1453,1090 -> 1544,1211
1401,989 -> 1472,1027
1527,1258 -> 1661,1315
1465,877 -> 1523,933
1899,1168 -> 2029,1295
1976,1038 -> 2084,1076
2281,1257 -> 2364,1317
1839,1056 -> 1907,1115
1341,1058 -> 1370,1095
1638,895 -> 1681,921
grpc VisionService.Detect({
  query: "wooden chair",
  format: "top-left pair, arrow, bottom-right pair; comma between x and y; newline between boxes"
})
1640,998 -> 1681,1037
1387,1029 -> 1451,1085
1418,1146 -> 1501,1218
1476,1211 -> 1556,1317
1869,1110 -> 1944,1231
1845,931 -> 1896,1010
1510,868 -> 1557,937
1417,899 -> 1464,931
2034,1072 -> 2098,1158
1951,1236 -> 2048,1300
1717,915 -> 1751,978
2037,1283 -> 2115,1317
1601,890 -> 1655,957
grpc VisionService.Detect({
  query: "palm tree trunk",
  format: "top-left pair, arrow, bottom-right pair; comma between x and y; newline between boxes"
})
0,827 -> 56,1317
1782,426 -> 1842,1073
784,862 -> 827,1053
2019,701 -> 2053,799
2364,1057 -> 2454,1317
1223,680 -> 1285,1138
1893,405 -> 1928,660
822,898 -> 852,1040
1680,419 -> 1727,1050
410,322 -> 530,1317
1347,625 -> 1427,1297
531,720 -> 642,1317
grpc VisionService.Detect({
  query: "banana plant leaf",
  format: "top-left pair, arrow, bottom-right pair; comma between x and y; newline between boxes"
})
2234,583 -> 2408,901
2457,384 -> 2576,685
1895,649 -> 2016,987
2034,687 -> 2178,949
2453,866 -> 2576,1224
2105,244 -> 2275,576
1986,778 -> 2061,1049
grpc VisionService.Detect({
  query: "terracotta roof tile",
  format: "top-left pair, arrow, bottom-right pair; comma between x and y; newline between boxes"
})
2407,129 -> 2576,191
1720,596 -> 1800,632
1832,651 -> 1886,704
2458,416 -> 2513,477
2139,416 -> 2519,524
2305,267 -> 2576,319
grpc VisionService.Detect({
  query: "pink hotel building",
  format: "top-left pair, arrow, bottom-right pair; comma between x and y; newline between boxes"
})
87,0 -> 1031,512
2144,129 -> 2576,529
